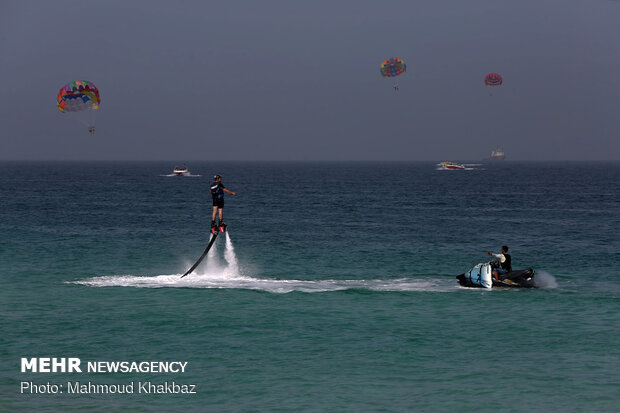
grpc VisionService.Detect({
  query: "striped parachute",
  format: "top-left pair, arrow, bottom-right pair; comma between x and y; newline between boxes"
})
380,58 -> 407,78
484,73 -> 503,86
484,73 -> 503,96
381,58 -> 406,90
57,80 -> 101,134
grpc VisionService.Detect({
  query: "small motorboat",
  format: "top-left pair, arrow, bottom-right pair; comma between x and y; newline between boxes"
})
456,261 -> 537,289
172,165 -> 190,176
438,161 -> 466,170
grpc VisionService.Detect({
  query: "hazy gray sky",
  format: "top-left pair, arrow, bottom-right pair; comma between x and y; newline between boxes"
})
1,0 -> 618,161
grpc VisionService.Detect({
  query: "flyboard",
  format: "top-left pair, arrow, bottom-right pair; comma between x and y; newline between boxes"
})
180,223 -> 227,278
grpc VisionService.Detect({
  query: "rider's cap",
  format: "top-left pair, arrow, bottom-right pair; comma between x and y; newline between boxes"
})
214,174 -> 221,180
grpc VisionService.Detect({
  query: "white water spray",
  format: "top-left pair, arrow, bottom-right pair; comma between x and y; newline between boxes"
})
534,270 -> 558,288
224,232 -> 239,275
70,275 -> 456,293
204,233 -> 219,271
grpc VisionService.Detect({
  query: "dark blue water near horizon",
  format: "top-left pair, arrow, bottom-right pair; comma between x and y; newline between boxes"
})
1,161 -> 619,412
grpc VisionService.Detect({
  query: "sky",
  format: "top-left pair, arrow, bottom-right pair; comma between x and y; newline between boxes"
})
1,0 -> 619,161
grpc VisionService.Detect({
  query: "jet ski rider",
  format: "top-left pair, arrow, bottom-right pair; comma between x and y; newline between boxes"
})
210,174 -> 237,229
487,246 -> 512,281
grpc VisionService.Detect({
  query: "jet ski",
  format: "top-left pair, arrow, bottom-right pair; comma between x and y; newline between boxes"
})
456,261 -> 537,289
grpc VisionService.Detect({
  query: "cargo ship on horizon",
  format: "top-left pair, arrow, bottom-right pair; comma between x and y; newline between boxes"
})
484,148 -> 505,161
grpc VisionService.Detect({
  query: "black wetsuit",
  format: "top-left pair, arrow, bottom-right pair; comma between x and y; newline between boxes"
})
210,181 -> 225,208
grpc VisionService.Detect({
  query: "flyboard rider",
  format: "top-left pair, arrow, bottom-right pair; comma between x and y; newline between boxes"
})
210,174 -> 236,231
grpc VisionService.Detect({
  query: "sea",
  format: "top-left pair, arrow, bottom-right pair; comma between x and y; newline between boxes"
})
1,161 -> 618,412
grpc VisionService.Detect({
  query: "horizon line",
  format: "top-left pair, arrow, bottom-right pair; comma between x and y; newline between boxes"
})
1,159 -> 619,163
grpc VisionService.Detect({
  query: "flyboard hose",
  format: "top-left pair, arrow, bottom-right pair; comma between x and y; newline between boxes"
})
181,230 -> 220,278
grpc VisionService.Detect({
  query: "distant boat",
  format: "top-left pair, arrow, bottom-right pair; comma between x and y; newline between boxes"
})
172,165 -> 190,176
438,161 -> 466,170
484,148 -> 505,161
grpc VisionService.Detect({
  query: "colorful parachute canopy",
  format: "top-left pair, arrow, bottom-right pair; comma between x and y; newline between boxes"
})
57,80 -> 100,113
380,58 -> 406,78
484,73 -> 503,86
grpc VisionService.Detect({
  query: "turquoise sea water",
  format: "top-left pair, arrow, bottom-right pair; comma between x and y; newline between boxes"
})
1,161 -> 619,412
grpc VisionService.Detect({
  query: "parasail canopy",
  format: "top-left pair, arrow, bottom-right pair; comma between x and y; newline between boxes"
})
57,80 -> 100,113
380,58 -> 407,78
484,73 -> 503,86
